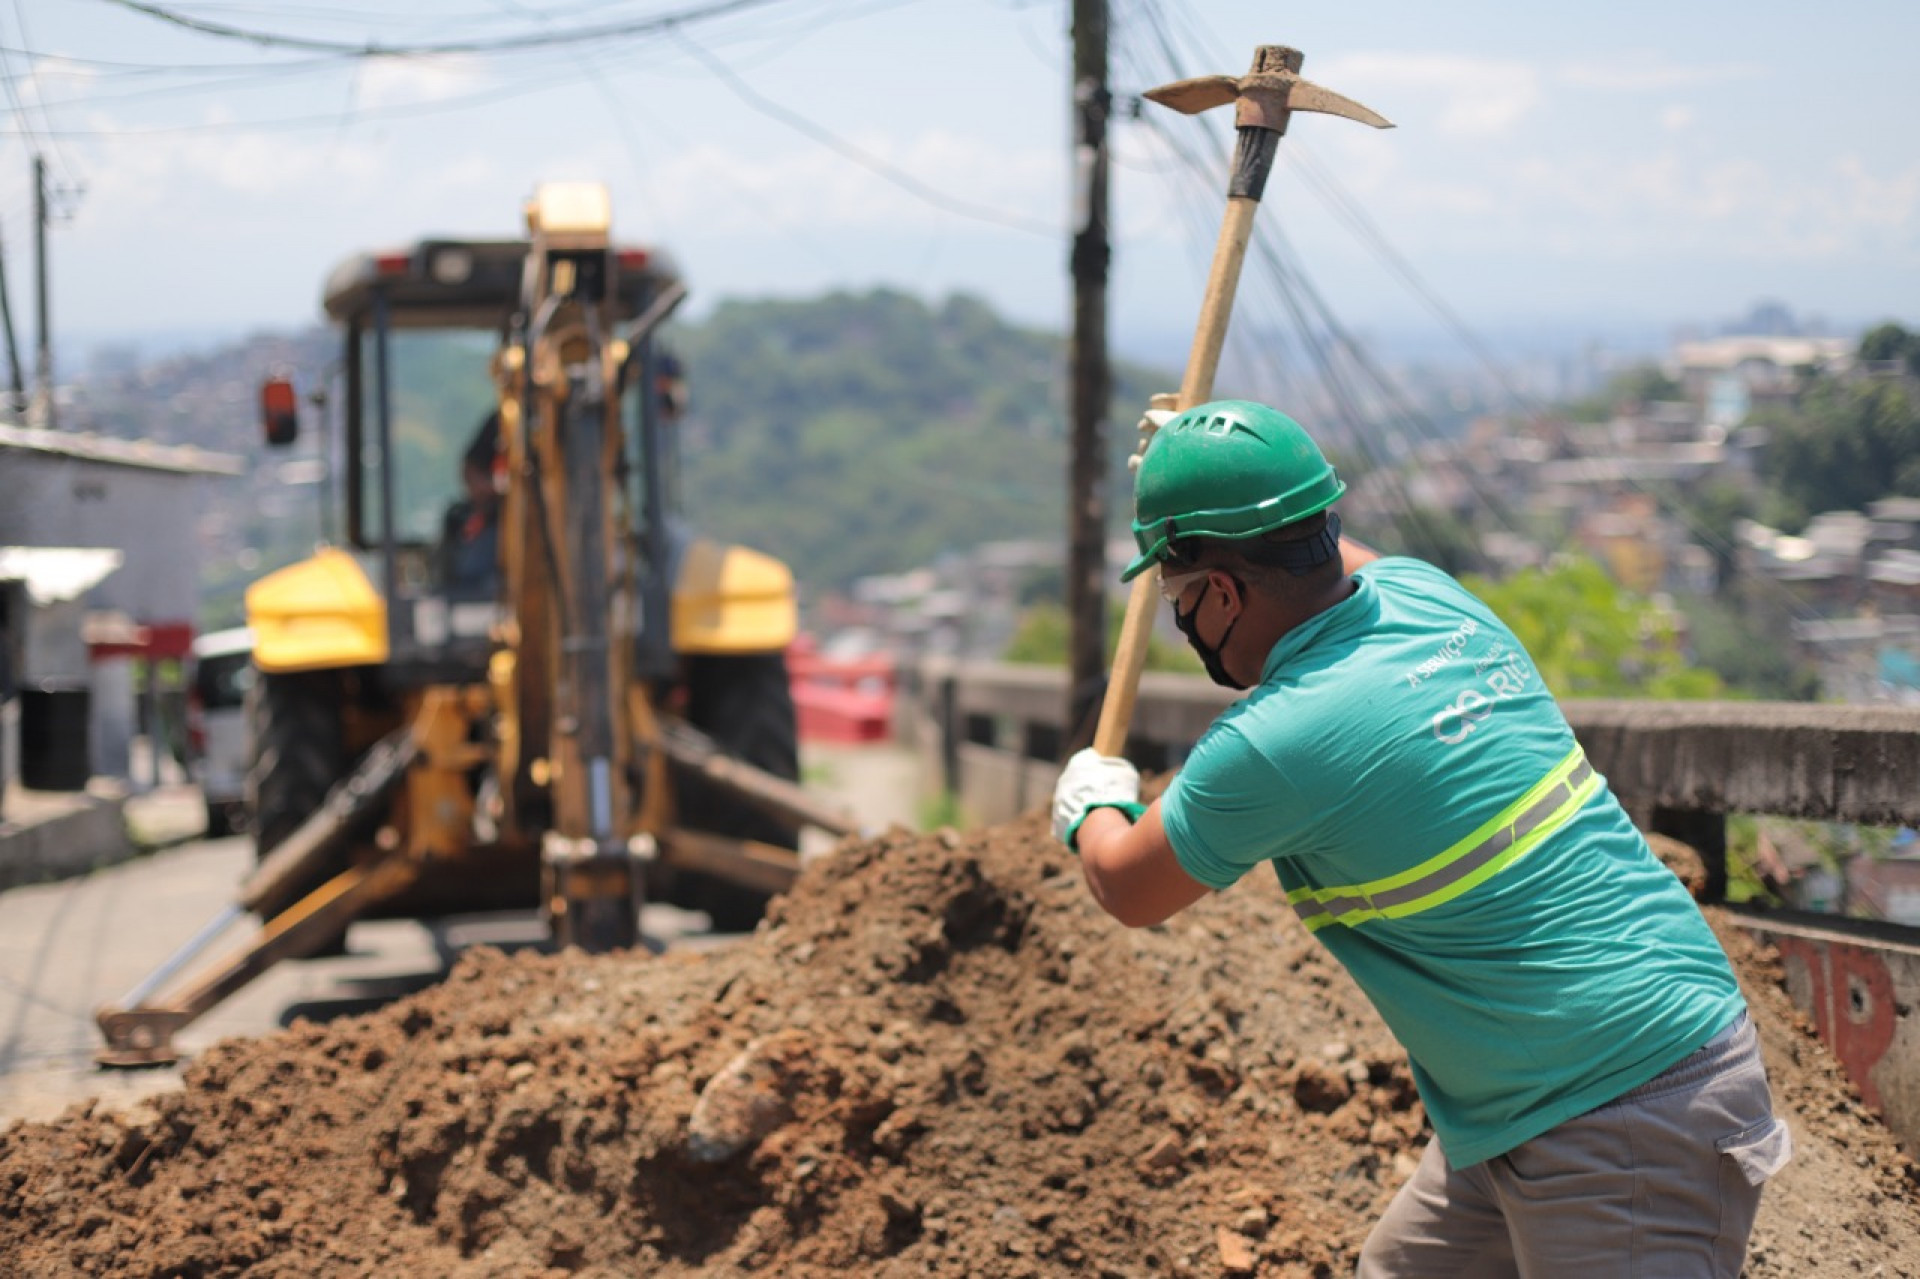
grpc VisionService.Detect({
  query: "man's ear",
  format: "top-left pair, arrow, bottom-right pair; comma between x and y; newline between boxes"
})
1209,570 -> 1245,619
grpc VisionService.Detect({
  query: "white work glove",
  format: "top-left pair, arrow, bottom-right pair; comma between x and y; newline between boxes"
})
1129,394 -> 1180,473
1051,747 -> 1144,850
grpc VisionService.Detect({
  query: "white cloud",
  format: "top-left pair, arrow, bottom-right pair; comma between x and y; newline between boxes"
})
649,129 -> 1059,233
1557,57 -> 1765,93
1460,149 -> 1920,262
16,55 -> 98,106
1661,105 -> 1696,132
76,113 -> 387,212
1312,53 -> 1540,139
1828,155 -> 1920,230
357,56 -> 491,110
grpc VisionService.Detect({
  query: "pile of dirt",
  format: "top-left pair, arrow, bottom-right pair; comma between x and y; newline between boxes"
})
4,814 -> 1919,1277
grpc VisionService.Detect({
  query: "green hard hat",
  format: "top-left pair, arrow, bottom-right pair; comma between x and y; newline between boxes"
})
1122,399 -> 1345,581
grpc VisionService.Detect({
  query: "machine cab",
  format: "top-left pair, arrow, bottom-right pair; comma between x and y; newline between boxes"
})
253,198 -> 691,685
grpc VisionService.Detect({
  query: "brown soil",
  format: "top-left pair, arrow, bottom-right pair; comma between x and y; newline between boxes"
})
4,814 -> 1918,1278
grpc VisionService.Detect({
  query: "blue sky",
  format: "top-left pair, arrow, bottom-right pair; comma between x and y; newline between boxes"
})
2,0 -> 1916,369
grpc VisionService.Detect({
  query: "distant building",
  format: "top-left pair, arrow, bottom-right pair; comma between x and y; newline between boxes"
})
0,425 -> 242,789
1667,335 -> 1852,425
1849,842 -> 1920,927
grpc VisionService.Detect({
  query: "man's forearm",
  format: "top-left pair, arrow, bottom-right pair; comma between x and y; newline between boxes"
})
1075,802 -> 1210,928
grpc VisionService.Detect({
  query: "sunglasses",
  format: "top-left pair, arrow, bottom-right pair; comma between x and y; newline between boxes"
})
1157,566 -> 1212,604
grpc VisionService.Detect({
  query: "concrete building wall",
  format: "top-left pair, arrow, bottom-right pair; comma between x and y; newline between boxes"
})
0,452 -> 213,623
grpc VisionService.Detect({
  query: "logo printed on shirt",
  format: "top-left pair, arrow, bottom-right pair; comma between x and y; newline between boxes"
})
1432,648 -> 1535,744
1403,619 -> 1479,688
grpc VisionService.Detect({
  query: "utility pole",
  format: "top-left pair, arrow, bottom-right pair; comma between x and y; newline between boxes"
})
32,154 -> 53,429
1066,0 -> 1111,747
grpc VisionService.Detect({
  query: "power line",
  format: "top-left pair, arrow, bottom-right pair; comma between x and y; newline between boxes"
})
1118,3 -> 1516,559
0,14 -> 69,185
1278,141 -> 1805,605
0,62 -> 590,136
0,44 -> 348,75
1120,0 -> 1824,625
11,61 -> 362,113
670,28 -> 1058,239
95,0 -> 796,57
484,0 -> 672,237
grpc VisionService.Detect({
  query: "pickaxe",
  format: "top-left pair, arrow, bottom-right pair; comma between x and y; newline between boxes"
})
1092,45 -> 1391,757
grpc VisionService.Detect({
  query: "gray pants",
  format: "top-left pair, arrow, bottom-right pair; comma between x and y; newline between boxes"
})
1357,1013 -> 1791,1278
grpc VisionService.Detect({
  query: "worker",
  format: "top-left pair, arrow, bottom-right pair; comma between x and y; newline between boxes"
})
1052,399 -> 1790,1277
441,412 -> 502,600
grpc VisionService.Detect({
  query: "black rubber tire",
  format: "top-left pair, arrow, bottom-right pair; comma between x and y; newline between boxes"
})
245,670 -> 348,922
672,652 -> 801,931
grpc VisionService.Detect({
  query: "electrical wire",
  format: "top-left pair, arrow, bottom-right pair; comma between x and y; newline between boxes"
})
94,0 -> 798,57
1120,0 -> 1827,622
0,62 -> 588,136
5,0 -> 81,185
485,0 -> 672,236
0,45 -> 349,75
668,27 -> 1058,239
1281,138 -> 1809,613
1119,1 -> 1529,562
0,19 -> 63,186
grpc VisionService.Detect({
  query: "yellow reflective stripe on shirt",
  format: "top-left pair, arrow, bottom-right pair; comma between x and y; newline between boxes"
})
1290,746 -> 1599,933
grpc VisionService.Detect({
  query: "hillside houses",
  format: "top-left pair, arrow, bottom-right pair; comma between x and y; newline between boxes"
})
1338,330 -> 1918,703
825,323 -> 1916,710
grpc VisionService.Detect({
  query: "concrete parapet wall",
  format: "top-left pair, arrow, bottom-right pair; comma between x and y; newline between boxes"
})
908,668 -> 1920,833
1563,700 -> 1920,828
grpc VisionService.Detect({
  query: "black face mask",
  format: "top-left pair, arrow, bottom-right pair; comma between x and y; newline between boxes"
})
1173,576 -> 1250,690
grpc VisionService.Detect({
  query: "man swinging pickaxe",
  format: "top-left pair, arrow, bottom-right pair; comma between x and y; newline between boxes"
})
1091,45 -> 1390,757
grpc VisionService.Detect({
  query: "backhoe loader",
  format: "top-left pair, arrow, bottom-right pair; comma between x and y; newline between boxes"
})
96,182 -> 855,1066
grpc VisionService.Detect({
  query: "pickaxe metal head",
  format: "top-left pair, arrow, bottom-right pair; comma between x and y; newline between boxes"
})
1145,45 -> 1392,137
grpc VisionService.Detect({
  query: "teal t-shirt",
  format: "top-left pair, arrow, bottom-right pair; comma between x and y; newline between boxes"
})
1160,557 -> 1745,1167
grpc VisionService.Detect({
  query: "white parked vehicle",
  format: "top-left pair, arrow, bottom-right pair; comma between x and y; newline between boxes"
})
188,627 -> 254,838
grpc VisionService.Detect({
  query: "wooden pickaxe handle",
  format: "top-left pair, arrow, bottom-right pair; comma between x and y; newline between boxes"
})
1092,198 -> 1261,756
1091,45 -> 1389,760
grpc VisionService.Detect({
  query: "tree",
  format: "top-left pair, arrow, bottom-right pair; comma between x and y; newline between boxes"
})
1857,321 -> 1920,375
1002,600 -> 1200,675
1563,363 -> 1684,423
1657,475 -> 1753,595
1756,377 -> 1920,522
1675,589 -> 1820,701
673,289 -> 1174,590
1353,505 -> 1489,578
1461,558 -> 1723,699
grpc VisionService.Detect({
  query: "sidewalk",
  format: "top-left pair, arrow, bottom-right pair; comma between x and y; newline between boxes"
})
0,776 -> 206,894
0,782 -> 136,893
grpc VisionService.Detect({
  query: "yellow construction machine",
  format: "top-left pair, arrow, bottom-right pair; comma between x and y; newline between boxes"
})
97,182 -> 855,1066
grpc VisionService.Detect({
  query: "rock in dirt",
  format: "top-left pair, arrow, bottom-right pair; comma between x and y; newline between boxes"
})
686,1031 -> 811,1163
2,813 -> 1918,1277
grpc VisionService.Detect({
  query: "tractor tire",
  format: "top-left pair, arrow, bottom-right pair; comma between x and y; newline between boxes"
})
672,652 -> 801,931
245,670 -> 348,924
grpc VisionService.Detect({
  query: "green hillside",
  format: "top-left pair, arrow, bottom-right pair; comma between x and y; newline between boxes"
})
671,289 -> 1170,589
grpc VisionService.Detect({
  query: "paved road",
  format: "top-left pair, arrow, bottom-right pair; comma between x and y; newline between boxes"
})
0,833 -> 560,1127
0,742 -> 924,1129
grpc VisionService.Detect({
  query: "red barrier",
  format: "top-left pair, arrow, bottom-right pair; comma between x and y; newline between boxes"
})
1769,932 -> 1900,1112
788,640 -> 895,744
1740,916 -> 1920,1156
